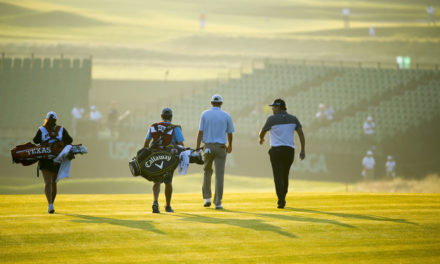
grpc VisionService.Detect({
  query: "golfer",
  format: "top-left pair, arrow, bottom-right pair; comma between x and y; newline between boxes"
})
196,94 -> 234,209
259,99 -> 306,208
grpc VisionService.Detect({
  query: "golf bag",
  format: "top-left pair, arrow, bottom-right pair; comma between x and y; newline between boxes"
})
129,146 -> 204,182
11,142 -> 88,166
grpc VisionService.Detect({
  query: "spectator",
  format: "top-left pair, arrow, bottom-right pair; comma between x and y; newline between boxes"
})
369,25 -> 376,37
342,8 -> 351,29
324,105 -> 334,121
315,103 -> 334,122
200,10 -> 206,31
90,105 -> 102,122
363,115 -> 376,148
71,105 -> 84,137
362,150 -> 375,180
426,6 -> 436,26
315,103 -> 326,119
164,69 -> 170,82
385,155 -> 396,179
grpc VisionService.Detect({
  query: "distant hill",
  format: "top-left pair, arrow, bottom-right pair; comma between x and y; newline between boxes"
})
0,7 -> 108,27
0,2 -> 35,16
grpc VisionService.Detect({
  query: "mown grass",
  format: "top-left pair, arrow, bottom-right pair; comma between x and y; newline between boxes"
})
0,174 -> 350,194
0,193 -> 439,263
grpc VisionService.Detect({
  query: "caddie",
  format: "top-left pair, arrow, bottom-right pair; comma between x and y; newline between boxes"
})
144,108 -> 184,213
33,111 -> 73,214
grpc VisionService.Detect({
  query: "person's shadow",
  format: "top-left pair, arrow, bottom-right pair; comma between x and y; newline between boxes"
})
286,208 -> 417,225
62,206 -> 416,239
222,209 -> 355,228
177,212 -> 297,238
64,214 -> 165,234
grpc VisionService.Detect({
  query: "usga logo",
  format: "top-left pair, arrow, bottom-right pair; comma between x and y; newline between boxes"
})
26,147 -> 51,155
145,154 -> 172,168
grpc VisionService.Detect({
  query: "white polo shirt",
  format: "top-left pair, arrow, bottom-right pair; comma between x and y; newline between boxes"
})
261,111 -> 302,149
362,156 -> 375,169
364,121 -> 375,135
386,160 -> 396,172
199,107 -> 234,144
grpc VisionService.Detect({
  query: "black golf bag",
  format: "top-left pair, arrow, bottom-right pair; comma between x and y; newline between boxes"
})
129,146 -> 204,182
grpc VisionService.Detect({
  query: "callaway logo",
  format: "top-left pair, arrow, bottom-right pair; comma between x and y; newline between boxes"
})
144,154 -> 171,168
155,161 -> 164,169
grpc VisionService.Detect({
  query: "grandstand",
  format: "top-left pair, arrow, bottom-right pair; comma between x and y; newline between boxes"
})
0,55 -> 91,137
3,55 -> 437,148
92,60 -> 439,153
2,55 -> 438,179
140,63 -> 338,134
202,62 -> 440,146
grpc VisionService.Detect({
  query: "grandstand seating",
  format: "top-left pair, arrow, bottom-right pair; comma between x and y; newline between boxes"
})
0,56 -> 91,133
3,57 -> 438,146
216,64 -> 438,145
165,63 -> 334,132
123,62 -> 438,146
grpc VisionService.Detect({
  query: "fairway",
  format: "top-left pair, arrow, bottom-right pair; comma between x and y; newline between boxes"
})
1,193 -> 439,263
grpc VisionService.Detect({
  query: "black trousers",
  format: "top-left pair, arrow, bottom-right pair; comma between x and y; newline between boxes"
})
269,146 -> 295,206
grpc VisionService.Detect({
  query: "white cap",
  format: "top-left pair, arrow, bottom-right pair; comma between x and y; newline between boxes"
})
91,105 -> 96,110
367,116 -> 373,121
211,94 -> 223,103
319,103 -> 325,108
387,155 -> 392,160
367,150 -> 373,156
46,111 -> 57,119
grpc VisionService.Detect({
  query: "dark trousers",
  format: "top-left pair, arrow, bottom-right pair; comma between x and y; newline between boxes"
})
269,146 -> 295,206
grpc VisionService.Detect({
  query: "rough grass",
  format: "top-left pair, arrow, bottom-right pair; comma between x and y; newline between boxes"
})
1,0 -> 439,79
353,174 -> 440,193
0,193 -> 439,263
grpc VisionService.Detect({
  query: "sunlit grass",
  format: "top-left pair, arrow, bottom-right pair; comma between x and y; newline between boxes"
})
1,0 -> 439,80
0,193 -> 439,263
0,174 -> 351,194
0,0 -> 437,44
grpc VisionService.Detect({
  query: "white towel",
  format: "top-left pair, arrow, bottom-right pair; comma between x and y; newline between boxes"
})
54,145 -> 72,182
178,150 -> 192,175
53,145 -> 72,163
56,160 -> 71,182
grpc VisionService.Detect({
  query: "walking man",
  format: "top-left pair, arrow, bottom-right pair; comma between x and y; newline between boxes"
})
144,108 -> 184,213
259,99 -> 306,209
196,94 -> 234,209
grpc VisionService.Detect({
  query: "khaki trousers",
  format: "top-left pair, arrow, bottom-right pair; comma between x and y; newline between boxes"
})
202,143 -> 227,206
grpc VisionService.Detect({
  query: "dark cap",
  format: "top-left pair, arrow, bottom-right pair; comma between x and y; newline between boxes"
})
269,99 -> 286,109
161,107 -> 173,116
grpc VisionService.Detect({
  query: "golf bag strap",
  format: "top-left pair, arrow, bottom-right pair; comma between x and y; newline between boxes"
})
151,123 -> 178,149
